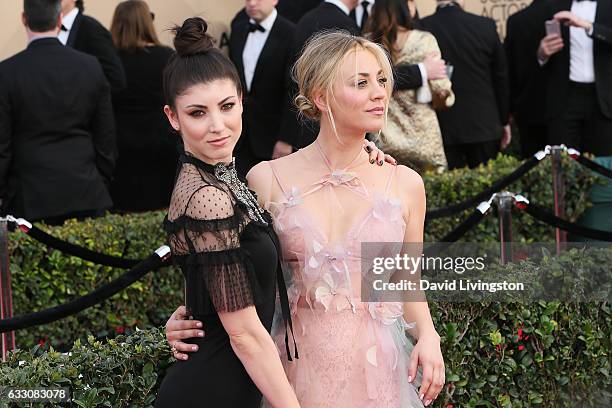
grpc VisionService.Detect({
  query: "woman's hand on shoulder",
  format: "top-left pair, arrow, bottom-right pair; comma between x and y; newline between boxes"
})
363,139 -> 397,166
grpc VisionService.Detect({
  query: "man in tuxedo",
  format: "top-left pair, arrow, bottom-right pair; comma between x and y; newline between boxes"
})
505,0 -> 551,158
230,0 -> 297,175
59,0 -> 126,93
288,0 -> 447,147
349,0 -> 374,33
0,0 -> 116,223
421,0 -> 511,169
537,0 -> 612,157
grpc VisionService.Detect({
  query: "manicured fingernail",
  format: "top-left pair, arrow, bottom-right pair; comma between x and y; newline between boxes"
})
192,345 -> 198,351
407,375 -> 412,382
420,394 -> 424,401
365,146 -> 372,152
196,322 -> 202,328
198,331 -> 204,337
182,355 -> 188,360
370,159 -> 375,164
425,399 -> 431,406
378,160 -> 383,166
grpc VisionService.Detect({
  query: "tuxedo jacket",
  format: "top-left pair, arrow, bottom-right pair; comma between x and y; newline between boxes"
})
0,38 -> 116,220
293,1 -> 359,57
504,0 -> 550,126
421,6 -> 510,145
277,0 -> 322,23
543,0 -> 612,119
68,11 -> 126,93
230,12 -> 297,157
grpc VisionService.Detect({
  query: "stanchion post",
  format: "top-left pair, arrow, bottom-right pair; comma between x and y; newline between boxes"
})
0,219 -> 16,360
551,146 -> 567,253
494,192 -> 514,264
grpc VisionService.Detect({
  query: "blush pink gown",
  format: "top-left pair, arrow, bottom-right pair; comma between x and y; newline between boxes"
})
264,143 -> 425,408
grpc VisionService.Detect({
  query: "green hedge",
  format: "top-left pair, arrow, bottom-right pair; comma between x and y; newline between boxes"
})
2,249 -> 610,407
8,211 -> 181,350
6,152 -> 598,350
422,152 -> 597,242
0,327 -> 172,407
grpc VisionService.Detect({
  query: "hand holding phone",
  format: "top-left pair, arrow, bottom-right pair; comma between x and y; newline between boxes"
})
539,20 -> 564,61
545,19 -> 561,37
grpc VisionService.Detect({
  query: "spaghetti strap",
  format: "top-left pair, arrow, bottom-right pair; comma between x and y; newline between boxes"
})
384,165 -> 398,196
268,161 -> 289,198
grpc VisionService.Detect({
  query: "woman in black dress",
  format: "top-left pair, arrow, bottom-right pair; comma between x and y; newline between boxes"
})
153,17 -> 300,408
110,0 -> 177,211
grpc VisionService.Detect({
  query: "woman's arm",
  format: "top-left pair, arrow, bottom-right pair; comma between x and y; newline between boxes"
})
219,306 -> 299,408
397,166 -> 444,407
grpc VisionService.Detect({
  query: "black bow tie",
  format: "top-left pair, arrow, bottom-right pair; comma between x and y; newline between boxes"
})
248,22 -> 265,33
60,24 -> 68,32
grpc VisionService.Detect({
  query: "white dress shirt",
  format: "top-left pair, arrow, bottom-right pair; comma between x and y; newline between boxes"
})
58,7 -> 79,45
355,0 -> 375,28
325,0 -> 351,16
569,0 -> 597,83
242,8 -> 277,92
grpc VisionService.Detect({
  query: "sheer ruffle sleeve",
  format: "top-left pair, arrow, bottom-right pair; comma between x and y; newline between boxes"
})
164,165 -> 261,315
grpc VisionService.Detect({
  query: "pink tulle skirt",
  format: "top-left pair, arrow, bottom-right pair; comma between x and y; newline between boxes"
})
268,303 -> 425,408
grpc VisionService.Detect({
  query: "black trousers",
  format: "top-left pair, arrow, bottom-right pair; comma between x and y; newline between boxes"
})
518,123 -> 548,159
444,139 -> 500,170
548,81 -> 612,157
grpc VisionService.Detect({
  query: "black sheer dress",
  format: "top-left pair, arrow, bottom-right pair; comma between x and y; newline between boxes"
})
155,154 -> 296,408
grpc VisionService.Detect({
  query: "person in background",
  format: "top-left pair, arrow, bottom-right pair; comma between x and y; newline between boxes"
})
277,0 -> 321,23
537,0 -> 612,157
367,0 -> 454,173
109,0 -> 176,212
0,0 -> 115,224
504,0 -> 550,158
349,0 -> 375,33
420,0 -> 511,169
230,0 -> 297,176
59,0 -> 126,93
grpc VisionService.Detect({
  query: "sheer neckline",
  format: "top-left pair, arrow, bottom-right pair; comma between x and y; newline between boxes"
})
180,153 -> 235,176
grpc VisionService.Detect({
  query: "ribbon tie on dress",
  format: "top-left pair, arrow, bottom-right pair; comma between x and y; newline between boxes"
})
309,170 -> 369,212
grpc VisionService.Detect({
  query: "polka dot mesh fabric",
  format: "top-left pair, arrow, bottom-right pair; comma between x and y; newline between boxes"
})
164,163 -> 259,314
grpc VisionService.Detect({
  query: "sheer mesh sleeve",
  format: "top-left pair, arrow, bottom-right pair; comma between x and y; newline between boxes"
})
165,165 -> 261,315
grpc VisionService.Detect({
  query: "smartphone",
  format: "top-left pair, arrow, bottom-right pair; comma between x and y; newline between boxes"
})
545,20 -> 561,36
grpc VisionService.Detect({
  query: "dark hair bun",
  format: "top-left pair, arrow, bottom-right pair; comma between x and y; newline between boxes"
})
172,17 -> 215,57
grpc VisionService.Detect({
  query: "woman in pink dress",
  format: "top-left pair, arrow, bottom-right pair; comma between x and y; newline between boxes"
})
165,31 -> 445,407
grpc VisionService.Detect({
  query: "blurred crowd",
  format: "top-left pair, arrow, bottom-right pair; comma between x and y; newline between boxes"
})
0,0 -> 610,223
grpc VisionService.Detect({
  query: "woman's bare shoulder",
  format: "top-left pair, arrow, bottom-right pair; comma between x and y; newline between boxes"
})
395,165 -> 426,197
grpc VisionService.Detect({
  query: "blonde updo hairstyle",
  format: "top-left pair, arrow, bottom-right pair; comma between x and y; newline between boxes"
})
293,30 -> 394,138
